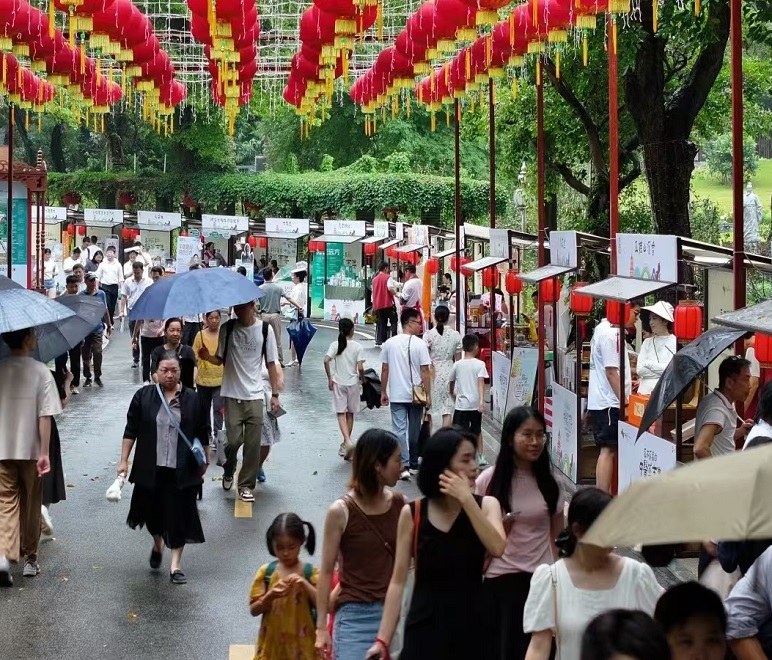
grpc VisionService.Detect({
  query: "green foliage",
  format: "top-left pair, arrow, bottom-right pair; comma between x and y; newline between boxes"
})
384,152 -> 411,174
345,155 -> 379,173
319,154 -> 335,172
689,195 -> 723,245
169,118 -> 235,172
705,133 -> 758,184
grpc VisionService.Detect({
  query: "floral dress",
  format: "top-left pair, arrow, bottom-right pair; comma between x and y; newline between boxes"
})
250,563 -> 319,660
425,327 -> 463,416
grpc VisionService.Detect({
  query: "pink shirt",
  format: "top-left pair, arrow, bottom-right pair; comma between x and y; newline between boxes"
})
475,467 -> 565,577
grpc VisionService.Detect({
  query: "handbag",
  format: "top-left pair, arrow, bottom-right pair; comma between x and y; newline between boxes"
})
155,384 -> 207,468
407,337 -> 427,406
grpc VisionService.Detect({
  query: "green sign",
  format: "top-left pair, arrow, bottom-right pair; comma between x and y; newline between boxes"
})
0,193 -> 28,285
311,251 -> 325,318
326,243 -> 344,278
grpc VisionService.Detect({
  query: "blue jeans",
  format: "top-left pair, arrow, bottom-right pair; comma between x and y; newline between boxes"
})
390,402 -> 425,469
333,601 -> 384,660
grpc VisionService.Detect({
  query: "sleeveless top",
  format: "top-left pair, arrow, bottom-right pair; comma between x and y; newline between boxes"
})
337,492 -> 405,607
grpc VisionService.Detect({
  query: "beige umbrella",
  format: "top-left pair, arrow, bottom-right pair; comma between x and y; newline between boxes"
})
582,444 -> 772,548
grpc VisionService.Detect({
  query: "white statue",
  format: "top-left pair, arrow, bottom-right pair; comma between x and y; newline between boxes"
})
744,182 -> 763,246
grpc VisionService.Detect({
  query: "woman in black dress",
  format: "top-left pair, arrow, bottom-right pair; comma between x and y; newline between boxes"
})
367,428 -> 506,659
41,362 -> 71,534
118,351 -> 209,584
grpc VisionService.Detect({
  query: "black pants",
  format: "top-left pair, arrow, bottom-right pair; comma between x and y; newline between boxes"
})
82,332 -> 104,380
482,573 -> 537,660
375,306 -> 397,345
100,284 -> 119,324
182,321 -> 201,347
140,336 -> 164,382
128,320 -> 140,363
197,385 -> 224,438
55,343 -> 81,387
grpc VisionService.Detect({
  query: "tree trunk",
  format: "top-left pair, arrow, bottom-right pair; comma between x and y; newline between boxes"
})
640,140 -> 696,238
13,113 -> 36,165
50,123 -> 67,172
585,175 -> 612,280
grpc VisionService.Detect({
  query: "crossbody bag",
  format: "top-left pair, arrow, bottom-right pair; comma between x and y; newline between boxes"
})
407,336 -> 427,406
155,384 -> 207,467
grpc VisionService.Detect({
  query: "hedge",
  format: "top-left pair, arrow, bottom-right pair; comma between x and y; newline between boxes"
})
47,170 -> 508,224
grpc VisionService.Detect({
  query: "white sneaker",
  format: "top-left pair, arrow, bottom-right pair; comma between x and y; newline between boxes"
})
400,469 -> 411,481
238,488 -> 255,502
41,505 -> 54,536
0,555 -> 11,587
22,560 -> 40,577
70,386 -> 79,395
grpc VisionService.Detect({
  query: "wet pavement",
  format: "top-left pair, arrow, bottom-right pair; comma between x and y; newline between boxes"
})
0,322 -> 420,660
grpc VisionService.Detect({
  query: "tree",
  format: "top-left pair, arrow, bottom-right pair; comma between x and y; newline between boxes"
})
705,132 -> 758,183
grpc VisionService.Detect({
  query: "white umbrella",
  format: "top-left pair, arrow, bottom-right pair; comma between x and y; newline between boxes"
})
0,276 -> 76,334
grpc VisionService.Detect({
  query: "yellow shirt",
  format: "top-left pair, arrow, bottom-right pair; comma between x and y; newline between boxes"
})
193,330 -> 223,387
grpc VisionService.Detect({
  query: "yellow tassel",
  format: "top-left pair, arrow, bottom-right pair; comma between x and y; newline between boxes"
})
583,33 -> 588,66
486,35 -> 492,68
381,104 -> 386,123
48,2 -> 55,38
532,0 -> 538,29
38,113 -> 42,132
491,80 -> 496,105
101,115 -> 104,133
17,65 -> 21,88
39,80 -> 44,102
612,18 -> 617,55
343,49 -> 349,86
556,50 -> 560,79
536,58 -> 542,86
364,116 -> 368,136
431,112 -> 436,132
377,0 -> 383,40
373,114 -> 377,133
465,50 -> 471,80
509,12 -> 515,46
406,96 -> 411,118
446,108 -> 450,126
208,0 -> 216,40
444,65 -> 449,87
511,76 -> 518,99
2,57 -> 5,84
653,0 -> 658,31
457,102 -> 461,122
25,111 -> 29,131
695,0 -> 700,15
430,69 -> 435,94
96,58 -> 102,86
80,43 -> 85,76
391,96 -> 396,120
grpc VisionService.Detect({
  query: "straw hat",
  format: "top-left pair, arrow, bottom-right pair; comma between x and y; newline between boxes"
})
641,300 -> 674,323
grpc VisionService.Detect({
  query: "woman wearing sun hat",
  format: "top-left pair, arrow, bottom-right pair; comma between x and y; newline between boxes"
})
636,301 -> 677,396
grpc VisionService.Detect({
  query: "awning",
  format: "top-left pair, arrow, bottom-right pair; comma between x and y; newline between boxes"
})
394,243 -> 426,254
465,255 -> 509,272
576,276 -> 675,302
380,238 -> 401,249
712,299 -> 772,335
433,246 -> 458,259
262,231 -> 309,240
517,264 -> 575,283
314,234 -> 363,244
361,235 -> 387,244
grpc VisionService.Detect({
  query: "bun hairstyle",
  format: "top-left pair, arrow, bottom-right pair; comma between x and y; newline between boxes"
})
266,512 -> 316,556
337,318 -> 354,355
555,487 -> 612,557
434,305 -> 449,336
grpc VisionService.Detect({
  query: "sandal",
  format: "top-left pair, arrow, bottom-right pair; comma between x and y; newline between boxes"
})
170,570 -> 187,585
149,549 -> 163,569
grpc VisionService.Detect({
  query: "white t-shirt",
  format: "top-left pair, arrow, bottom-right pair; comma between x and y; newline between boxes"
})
450,358 -> 489,411
43,260 -> 58,280
402,278 -> 422,307
587,318 -> 631,410
287,282 -> 308,316
746,347 -> 761,378
695,390 -> 738,458
523,557 -> 663,660
217,320 -> 279,400
636,334 -> 677,396
95,259 -> 124,286
380,334 -> 431,403
326,339 -> 364,387
87,244 -> 101,261
63,255 -> 80,274
121,276 -> 152,311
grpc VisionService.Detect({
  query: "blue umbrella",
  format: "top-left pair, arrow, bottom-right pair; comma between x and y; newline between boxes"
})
0,275 -> 75,333
287,317 -> 317,365
129,267 -> 264,321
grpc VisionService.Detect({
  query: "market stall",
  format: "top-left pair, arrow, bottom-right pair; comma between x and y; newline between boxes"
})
255,217 -> 310,271
137,210 -> 182,270
200,213 -> 249,270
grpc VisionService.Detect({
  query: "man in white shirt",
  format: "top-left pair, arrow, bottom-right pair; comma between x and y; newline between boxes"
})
86,234 -> 101,261
0,327 -> 62,586
198,301 -> 282,502
587,315 -> 632,492
63,247 -> 83,275
400,264 -> 424,336
121,261 -> 152,368
380,307 -> 432,479
95,246 -> 124,323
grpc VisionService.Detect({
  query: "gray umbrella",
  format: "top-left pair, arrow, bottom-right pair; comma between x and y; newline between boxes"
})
0,276 -> 75,334
637,327 -> 746,437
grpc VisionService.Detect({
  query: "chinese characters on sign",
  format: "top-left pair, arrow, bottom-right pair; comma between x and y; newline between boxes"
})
324,220 -> 366,237
549,230 -> 578,268
549,384 -> 578,483
84,208 -> 124,228
137,211 -> 182,231
617,422 -> 677,493
265,218 -> 310,235
615,234 -> 678,283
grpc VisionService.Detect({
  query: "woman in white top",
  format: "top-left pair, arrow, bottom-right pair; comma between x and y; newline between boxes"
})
324,318 -> 365,458
636,301 -> 677,396
43,248 -> 58,297
283,268 -> 307,367
424,305 -> 462,427
523,487 -> 663,660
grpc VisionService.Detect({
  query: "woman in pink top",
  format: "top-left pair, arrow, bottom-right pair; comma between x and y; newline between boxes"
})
475,406 -> 565,660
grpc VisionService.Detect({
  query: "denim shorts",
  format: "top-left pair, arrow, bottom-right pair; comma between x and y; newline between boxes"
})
44,278 -> 55,291
333,601 -> 384,660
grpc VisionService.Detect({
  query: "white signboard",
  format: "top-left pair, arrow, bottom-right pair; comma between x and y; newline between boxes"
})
176,236 -> 201,273
324,219 -> 366,237
374,221 -> 389,238
40,206 -> 67,224
84,208 -> 123,228
201,214 -> 248,238
616,233 -> 678,282
550,383 -> 578,482
137,210 -> 181,231
265,217 -> 309,235
505,347 -> 539,411
324,297 -> 366,325
268,238 -> 298,268
489,228 -> 510,259
706,268 -> 734,389
138,230 -> 171,258
396,222 -> 405,240
491,351 -> 511,423
549,230 -> 578,268
408,224 -> 430,247
618,421 -> 677,493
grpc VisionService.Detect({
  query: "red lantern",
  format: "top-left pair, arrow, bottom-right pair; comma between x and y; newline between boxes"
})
425,257 -> 439,274
180,231 -> 188,237
364,242 -> 377,256
77,225 -> 87,236
540,277 -> 559,304
121,227 -> 131,239
132,229 -> 140,240
460,258 -> 474,277
570,283 -> 594,317
247,236 -> 257,248
606,301 -> 627,326
505,270 -> 522,295
386,246 -> 396,258
755,333 -> 772,368
66,223 -> 75,236
482,268 -> 497,289
257,237 -> 268,249
674,300 -> 703,342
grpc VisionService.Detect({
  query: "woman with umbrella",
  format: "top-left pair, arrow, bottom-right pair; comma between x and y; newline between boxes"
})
283,264 -> 307,367
117,351 -> 209,584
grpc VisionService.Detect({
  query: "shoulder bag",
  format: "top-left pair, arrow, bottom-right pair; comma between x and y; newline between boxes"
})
156,384 -> 207,468
407,337 -> 427,406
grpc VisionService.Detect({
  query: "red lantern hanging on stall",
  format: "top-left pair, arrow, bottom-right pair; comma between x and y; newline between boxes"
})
121,227 -> 131,239
66,223 -> 75,236
606,301 -> 635,327
425,257 -> 439,274
77,225 -> 86,236
364,242 -> 377,256
460,258 -> 474,277
674,300 -> 703,342
482,268 -> 497,289
247,235 -> 257,248
755,333 -> 772,368
570,283 -> 594,317
257,237 -> 268,249
540,277 -> 559,304
505,270 -> 522,295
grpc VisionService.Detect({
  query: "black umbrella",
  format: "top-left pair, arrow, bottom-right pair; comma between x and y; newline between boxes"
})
286,317 -> 317,365
637,327 -> 746,437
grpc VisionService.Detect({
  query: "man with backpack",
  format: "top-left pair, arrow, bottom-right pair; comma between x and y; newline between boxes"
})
197,301 -> 282,502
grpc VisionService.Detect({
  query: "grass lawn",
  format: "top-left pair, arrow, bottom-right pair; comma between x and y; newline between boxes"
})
692,158 -> 772,216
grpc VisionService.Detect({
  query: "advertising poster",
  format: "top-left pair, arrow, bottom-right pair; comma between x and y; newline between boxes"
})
549,230 -> 578,267
310,251 -> 325,318
618,422 -> 677,493
615,234 -> 678,282
491,351 -> 512,423
326,243 -> 344,275
0,182 -> 30,286
505,347 -> 539,410
268,238 -> 298,268
139,230 -> 172,259
324,297 -> 366,324
550,383 -> 578,482
176,236 -> 201,273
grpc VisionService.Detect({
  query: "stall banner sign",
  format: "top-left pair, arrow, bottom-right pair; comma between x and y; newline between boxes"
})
84,208 -> 123,228
137,210 -> 181,230
506,347 -> 539,411
549,383 -> 579,482
344,242 -> 363,269
265,218 -> 309,235
139,230 -> 171,258
176,236 -> 202,273
324,297 -> 366,325
549,230 -> 578,268
618,421 -> 677,493
326,243 -> 344,276
491,351 -> 512,423
40,206 -> 67,224
0,182 -> 30,286
103,236 -> 119,258
408,224 -> 430,247
706,268 -> 734,389
202,214 -> 248,238
616,233 -> 678,282
374,221 -> 389,238
396,222 -> 405,240
489,229 -> 510,259
269,238 -> 298,268
324,219 -> 366,237
310,251 -> 325,318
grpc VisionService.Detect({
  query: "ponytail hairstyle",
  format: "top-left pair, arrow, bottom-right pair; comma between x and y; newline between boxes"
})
337,318 -> 354,355
434,304 -> 449,336
265,512 -> 316,556
555,487 -> 612,557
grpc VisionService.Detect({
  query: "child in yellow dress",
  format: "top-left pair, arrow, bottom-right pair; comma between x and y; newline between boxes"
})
249,513 -> 318,660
